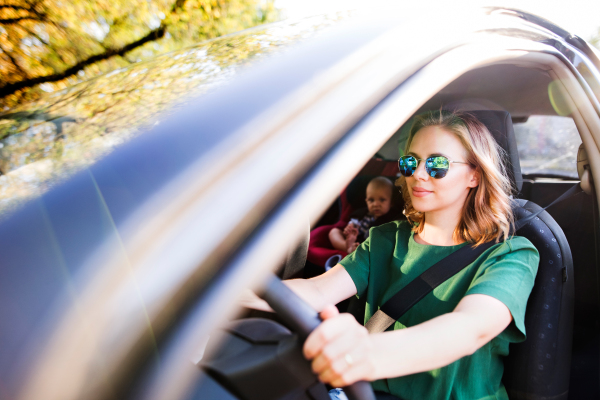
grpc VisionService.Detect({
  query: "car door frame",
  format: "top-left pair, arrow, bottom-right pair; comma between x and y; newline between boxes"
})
15,14 -> 600,400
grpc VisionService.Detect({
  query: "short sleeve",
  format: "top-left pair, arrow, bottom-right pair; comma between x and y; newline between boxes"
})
465,237 -> 539,342
340,236 -> 371,297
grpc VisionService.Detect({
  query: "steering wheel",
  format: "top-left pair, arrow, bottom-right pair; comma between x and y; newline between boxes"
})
261,275 -> 376,400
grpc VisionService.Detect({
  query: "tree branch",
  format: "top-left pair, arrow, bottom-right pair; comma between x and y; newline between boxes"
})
0,40 -> 29,78
0,16 -> 44,24
0,5 -> 35,12
0,24 -> 166,97
0,2 -> 46,17
0,0 -> 192,99
0,0 -> 48,25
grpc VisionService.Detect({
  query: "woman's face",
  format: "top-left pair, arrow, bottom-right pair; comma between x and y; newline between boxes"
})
405,125 -> 478,215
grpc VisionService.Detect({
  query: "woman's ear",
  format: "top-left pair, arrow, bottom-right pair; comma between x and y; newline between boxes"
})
468,167 -> 480,188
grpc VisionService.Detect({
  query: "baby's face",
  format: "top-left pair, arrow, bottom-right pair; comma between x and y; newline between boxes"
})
365,185 -> 392,217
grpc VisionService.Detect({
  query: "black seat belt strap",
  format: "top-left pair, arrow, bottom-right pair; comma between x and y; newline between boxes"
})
365,241 -> 495,333
513,183 -> 582,231
365,183 -> 584,334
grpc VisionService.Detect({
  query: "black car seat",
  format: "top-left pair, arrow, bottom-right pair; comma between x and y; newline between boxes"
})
470,110 -> 574,400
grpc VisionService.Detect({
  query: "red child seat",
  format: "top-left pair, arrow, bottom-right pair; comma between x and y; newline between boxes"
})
307,159 -> 404,268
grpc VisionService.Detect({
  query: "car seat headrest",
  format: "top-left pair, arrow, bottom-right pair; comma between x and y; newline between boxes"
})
469,110 -> 523,193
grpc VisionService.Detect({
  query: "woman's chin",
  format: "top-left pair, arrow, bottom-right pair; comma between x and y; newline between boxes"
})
410,198 -> 430,211
411,202 -> 438,214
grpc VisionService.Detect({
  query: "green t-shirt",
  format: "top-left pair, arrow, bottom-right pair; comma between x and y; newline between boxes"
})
340,221 -> 539,400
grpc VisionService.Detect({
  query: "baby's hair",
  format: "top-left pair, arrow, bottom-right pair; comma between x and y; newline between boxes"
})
367,177 -> 394,195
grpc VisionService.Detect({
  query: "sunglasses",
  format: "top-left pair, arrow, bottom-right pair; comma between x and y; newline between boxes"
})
398,155 -> 469,179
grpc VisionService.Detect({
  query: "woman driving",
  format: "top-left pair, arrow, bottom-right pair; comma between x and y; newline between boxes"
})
247,110 -> 539,400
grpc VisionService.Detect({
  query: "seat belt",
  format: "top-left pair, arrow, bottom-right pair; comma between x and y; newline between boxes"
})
364,240 -> 495,333
365,183 -> 583,334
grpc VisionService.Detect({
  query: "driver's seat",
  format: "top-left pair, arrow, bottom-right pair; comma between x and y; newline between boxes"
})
470,110 -> 574,400
345,110 -> 575,399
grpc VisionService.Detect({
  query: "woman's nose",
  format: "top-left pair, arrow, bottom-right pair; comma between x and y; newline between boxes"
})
413,161 -> 429,180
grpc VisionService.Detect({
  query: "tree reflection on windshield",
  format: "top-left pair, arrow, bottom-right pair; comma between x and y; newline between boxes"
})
0,13 -> 348,218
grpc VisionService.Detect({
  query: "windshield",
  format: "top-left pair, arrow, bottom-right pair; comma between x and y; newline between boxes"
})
0,14 -> 348,219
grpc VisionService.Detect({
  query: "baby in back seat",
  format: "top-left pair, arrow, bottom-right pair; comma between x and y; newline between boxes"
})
329,176 -> 394,254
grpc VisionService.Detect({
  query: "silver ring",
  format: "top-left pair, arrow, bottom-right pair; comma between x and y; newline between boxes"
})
345,353 -> 354,366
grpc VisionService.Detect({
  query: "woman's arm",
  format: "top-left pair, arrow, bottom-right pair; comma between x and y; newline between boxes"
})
239,264 -> 358,313
303,293 -> 512,387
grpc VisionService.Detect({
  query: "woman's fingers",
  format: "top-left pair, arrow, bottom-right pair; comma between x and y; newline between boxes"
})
311,325 -> 369,374
303,305 -> 374,386
314,332 -> 375,386
320,303 -> 339,320
327,359 -> 375,388
303,305 -> 345,359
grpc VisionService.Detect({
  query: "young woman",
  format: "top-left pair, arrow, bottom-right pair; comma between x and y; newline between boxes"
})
246,110 -> 539,400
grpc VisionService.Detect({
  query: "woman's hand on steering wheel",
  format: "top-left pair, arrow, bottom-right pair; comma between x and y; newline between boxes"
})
262,276 -> 376,400
303,304 -> 377,387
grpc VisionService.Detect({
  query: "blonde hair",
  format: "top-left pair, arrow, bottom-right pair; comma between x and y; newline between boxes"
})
396,110 -> 514,245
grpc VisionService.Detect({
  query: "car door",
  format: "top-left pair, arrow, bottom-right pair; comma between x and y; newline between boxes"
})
3,7 -> 600,400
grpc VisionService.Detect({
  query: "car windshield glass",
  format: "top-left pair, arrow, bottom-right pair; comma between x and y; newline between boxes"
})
0,14 -> 348,219
514,115 -> 581,179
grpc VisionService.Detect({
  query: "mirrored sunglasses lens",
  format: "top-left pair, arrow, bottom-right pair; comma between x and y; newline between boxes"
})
426,156 -> 450,179
399,156 -> 418,177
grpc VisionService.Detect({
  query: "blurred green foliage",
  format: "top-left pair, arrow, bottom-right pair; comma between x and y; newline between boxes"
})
0,12 -> 347,218
0,0 -> 279,108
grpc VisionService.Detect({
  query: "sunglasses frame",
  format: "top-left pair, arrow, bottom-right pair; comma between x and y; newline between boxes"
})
398,155 -> 470,179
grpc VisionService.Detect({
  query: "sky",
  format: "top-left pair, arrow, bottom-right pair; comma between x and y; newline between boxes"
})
275,0 -> 600,43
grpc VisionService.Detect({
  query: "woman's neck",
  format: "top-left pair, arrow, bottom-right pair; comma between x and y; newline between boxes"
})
415,210 -> 464,246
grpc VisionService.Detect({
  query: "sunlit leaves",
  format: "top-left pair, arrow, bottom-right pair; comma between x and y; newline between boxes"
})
0,13 -> 345,218
0,0 -> 279,108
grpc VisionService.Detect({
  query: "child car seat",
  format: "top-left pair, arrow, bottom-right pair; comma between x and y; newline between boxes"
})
306,172 -> 404,268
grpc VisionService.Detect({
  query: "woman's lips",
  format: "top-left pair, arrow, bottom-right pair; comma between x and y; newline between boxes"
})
411,187 -> 433,197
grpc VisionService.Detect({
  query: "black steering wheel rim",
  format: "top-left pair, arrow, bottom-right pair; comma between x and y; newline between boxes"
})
261,275 -> 376,400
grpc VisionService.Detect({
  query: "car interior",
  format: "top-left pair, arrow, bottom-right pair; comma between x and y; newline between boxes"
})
191,57 -> 600,400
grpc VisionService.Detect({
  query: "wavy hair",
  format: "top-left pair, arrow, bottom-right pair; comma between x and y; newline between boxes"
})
396,110 -> 514,245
